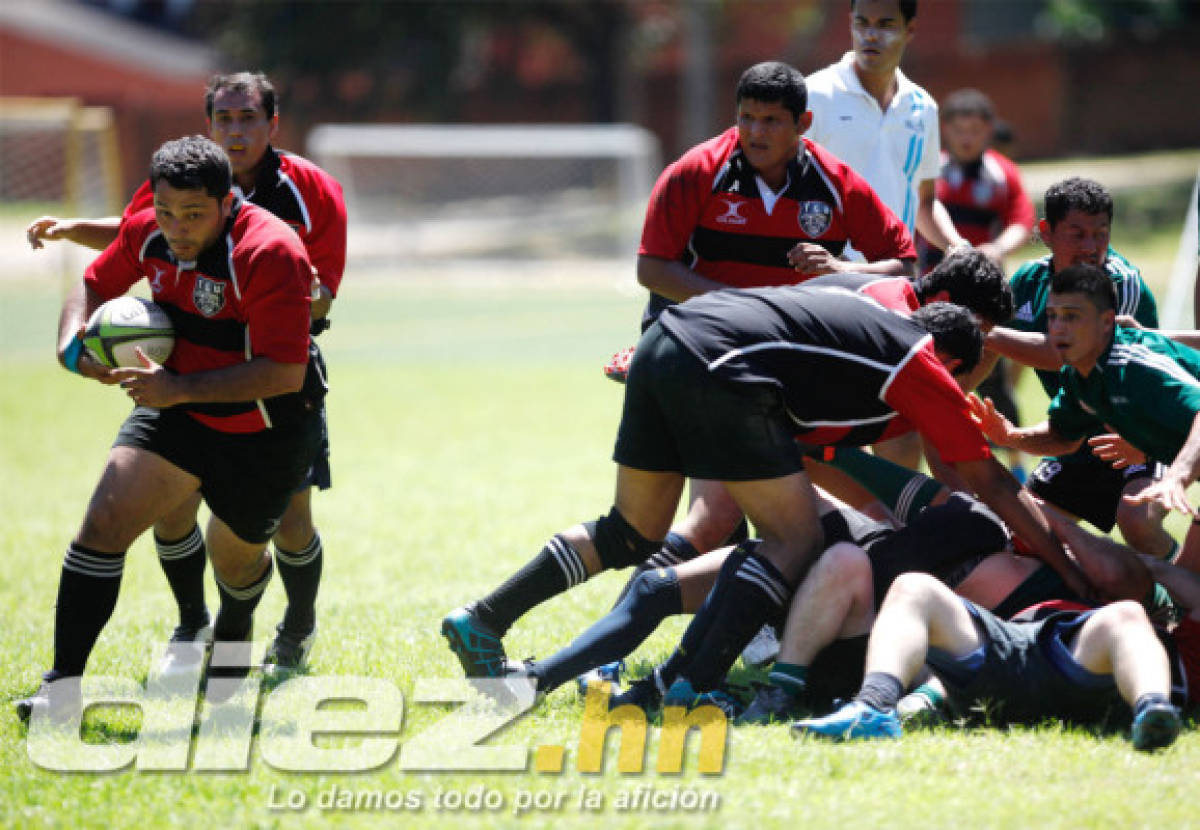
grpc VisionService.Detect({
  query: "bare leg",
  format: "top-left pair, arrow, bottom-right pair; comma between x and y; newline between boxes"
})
1117,477 -> 1174,560
1069,600 -> 1170,706
873,432 -> 923,472
670,479 -> 745,554
776,542 -> 876,667
864,572 -> 983,687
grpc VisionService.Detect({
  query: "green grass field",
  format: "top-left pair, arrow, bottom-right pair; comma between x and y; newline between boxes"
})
3,227 -> 1200,829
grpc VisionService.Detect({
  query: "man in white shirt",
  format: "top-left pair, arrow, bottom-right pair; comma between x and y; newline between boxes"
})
805,0 -> 969,471
806,0 -> 967,260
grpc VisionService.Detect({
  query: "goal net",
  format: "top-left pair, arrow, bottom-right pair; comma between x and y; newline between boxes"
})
306,123 -> 660,273
0,97 -> 123,216
0,97 -> 124,282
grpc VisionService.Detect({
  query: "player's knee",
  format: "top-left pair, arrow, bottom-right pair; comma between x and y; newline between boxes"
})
1114,501 -> 1167,554
885,571 -> 944,607
815,542 -> 871,590
1091,600 -> 1149,638
77,508 -> 135,552
212,549 -> 270,587
584,507 -> 660,571
274,507 -> 316,550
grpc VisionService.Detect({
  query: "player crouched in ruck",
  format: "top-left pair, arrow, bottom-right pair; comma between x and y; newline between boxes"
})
17,135 -> 325,721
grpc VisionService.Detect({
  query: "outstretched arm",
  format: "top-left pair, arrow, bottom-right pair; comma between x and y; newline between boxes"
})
27,216 -> 121,251
969,394 -> 1082,457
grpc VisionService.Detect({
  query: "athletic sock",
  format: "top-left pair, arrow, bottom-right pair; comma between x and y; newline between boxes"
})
275,533 -> 323,635
1133,692 -> 1173,718
474,535 -> 587,636
531,567 -> 681,693
213,559 -> 273,641
908,681 -> 945,709
610,531 -> 697,607
52,544 -> 126,677
673,546 -> 793,692
854,671 -> 904,712
155,525 -> 209,630
768,662 -> 809,699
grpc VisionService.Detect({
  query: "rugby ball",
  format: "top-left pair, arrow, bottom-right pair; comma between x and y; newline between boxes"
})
83,296 -> 175,368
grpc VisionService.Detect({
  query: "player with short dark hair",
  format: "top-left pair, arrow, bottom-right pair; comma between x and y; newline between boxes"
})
636,59 -> 915,327
983,180 -> 1173,562
205,71 -> 277,122
443,284 -> 1091,690
805,0 -> 969,470
26,71 -> 347,677
17,135 -> 323,721
977,264 -> 1200,572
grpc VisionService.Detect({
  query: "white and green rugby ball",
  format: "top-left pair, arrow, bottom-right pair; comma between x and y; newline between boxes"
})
83,296 -> 175,368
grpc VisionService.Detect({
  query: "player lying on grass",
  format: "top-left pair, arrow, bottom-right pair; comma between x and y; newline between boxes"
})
443,284 -> 1093,696
597,452 -> 1151,720
794,517 -> 1200,752
17,136 -> 324,721
26,72 -> 346,677
975,263 -> 1200,572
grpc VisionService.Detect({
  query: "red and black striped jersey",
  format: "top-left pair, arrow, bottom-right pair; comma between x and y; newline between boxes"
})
657,284 -> 989,462
87,200 -> 313,434
125,146 -> 347,296
921,149 -> 1033,270
639,129 -> 914,293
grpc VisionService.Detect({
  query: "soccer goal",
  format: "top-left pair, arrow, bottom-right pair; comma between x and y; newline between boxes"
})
307,123 -> 660,272
0,97 -> 124,284
0,97 -> 123,217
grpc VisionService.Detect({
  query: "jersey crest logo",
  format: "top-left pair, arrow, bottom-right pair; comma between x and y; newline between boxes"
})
798,201 -> 833,238
192,276 -> 227,317
715,199 -> 748,225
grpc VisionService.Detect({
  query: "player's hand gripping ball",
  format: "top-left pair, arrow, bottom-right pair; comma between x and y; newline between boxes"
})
83,296 -> 175,368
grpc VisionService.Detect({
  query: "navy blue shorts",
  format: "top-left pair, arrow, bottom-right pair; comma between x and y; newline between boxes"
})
926,600 -> 1124,725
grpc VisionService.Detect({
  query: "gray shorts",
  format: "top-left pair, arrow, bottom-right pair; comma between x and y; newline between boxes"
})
926,600 -> 1125,725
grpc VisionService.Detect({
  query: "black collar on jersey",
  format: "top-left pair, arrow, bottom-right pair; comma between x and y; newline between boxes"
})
724,144 -> 810,196
242,144 -> 283,200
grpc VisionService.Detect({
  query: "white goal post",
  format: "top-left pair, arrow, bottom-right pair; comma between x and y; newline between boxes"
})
307,123 -> 660,269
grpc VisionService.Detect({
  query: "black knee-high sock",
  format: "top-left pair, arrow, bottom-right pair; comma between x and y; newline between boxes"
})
610,531 -> 698,608
155,525 -> 209,630
213,559 -> 273,640
52,543 -> 126,677
655,545 -> 752,688
474,535 -> 587,635
677,546 -> 793,692
275,533 -> 323,635
530,567 -> 682,693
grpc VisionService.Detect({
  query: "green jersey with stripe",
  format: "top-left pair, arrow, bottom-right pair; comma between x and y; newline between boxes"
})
1008,247 -> 1158,398
1049,326 -> 1200,464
